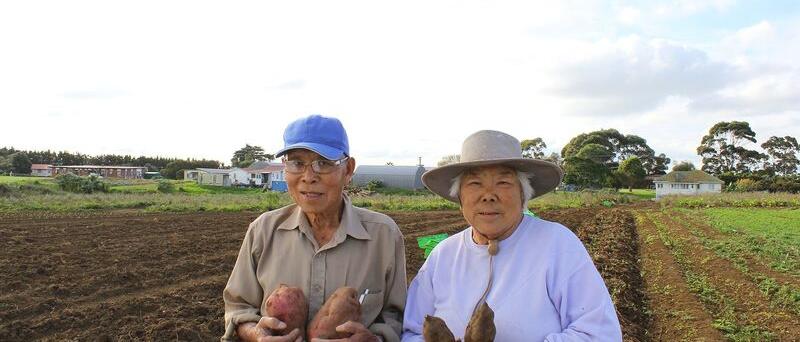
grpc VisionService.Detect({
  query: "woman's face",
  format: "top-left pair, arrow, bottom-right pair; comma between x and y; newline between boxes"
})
458,165 -> 524,242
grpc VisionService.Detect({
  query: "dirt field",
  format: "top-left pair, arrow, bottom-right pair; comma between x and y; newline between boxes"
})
4,204 -> 794,341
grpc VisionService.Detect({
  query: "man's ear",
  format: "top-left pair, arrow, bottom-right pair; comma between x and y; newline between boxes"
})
345,157 -> 356,180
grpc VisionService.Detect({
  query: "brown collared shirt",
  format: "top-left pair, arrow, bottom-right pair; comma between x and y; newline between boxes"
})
222,196 -> 407,341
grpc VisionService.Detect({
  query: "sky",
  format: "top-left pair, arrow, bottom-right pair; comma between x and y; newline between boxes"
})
1,0 -> 798,168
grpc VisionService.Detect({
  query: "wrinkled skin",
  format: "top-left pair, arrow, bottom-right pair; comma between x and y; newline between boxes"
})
307,287 -> 362,340
464,302 -> 495,342
423,315 -> 457,342
265,284 -> 309,336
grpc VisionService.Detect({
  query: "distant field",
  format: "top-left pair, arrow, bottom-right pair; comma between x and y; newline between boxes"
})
701,208 -> 800,275
0,175 -> 55,184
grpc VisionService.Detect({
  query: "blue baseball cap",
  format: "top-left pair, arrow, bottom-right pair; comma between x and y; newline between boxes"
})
275,114 -> 350,160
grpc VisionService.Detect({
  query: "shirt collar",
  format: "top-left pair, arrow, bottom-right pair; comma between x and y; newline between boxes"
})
276,194 -> 371,241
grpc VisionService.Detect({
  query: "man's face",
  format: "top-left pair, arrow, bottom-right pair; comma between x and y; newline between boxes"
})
284,149 -> 355,215
459,165 -> 523,240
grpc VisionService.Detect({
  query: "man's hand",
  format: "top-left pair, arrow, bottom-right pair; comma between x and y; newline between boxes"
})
309,321 -> 380,342
237,316 -> 304,342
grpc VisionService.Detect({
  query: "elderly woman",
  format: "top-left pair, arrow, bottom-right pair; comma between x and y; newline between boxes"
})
223,115 -> 407,342
402,130 -> 622,341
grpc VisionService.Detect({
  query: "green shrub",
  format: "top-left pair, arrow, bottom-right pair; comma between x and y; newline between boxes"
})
733,178 -> 759,192
157,180 -> 175,193
366,180 -> 384,191
55,174 -> 109,194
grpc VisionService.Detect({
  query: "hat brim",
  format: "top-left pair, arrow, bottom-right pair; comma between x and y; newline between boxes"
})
275,142 -> 346,160
422,158 -> 564,203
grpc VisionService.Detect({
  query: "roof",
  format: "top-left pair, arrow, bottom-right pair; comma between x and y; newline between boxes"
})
31,164 -> 51,169
355,165 -> 425,176
52,165 -> 147,169
197,168 -> 235,174
245,164 -> 284,173
248,161 -> 283,169
654,170 -> 724,184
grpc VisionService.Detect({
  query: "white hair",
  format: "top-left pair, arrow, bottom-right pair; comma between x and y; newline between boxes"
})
449,169 -> 535,208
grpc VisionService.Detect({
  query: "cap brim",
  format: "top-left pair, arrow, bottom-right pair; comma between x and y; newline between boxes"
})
275,142 -> 346,160
422,158 -> 564,203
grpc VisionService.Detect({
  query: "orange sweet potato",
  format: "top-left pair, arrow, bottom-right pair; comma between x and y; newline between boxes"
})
265,284 -> 308,336
423,315 -> 457,342
307,287 -> 362,340
464,302 -> 495,342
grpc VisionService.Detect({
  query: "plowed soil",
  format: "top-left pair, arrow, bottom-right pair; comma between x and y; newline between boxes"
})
0,206 -> 649,341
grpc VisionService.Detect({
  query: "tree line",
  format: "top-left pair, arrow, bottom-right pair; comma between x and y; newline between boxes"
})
0,147 -> 221,179
695,121 -> 799,192
437,122 -> 798,192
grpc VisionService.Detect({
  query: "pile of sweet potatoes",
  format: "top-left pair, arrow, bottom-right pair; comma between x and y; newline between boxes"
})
264,285 -> 362,340
265,285 -> 496,341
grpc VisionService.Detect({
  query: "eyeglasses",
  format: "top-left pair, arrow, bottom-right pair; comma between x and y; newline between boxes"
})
283,157 -> 349,174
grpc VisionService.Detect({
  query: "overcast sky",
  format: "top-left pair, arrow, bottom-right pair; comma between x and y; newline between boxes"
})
1,0 -> 798,168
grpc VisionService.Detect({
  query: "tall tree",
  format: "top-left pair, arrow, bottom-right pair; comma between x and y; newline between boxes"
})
617,156 -> 646,192
520,138 -> 547,159
231,144 -> 273,168
11,153 -> 32,174
562,129 -> 668,175
697,121 -> 767,175
761,136 -> 799,175
672,161 -> 696,171
562,155 -> 610,189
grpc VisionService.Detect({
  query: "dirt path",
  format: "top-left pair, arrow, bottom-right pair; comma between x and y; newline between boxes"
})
671,209 -> 800,288
650,210 -> 800,340
634,210 -> 724,341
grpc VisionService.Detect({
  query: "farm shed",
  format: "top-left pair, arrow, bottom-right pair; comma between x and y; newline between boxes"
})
30,164 -> 52,177
51,165 -> 147,179
195,168 -> 250,187
653,170 -> 724,199
352,165 -> 426,190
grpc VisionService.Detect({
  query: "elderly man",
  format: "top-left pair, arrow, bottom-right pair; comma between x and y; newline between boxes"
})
402,130 -> 622,341
222,115 -> 407,342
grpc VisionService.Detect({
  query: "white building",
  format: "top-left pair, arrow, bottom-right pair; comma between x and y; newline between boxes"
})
244,161 -> 285,189
195,168 -> 250,187
653,170 -> 724,199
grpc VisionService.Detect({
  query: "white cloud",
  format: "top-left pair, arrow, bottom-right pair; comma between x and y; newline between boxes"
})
655,0 -> 735,17
549,36 -> 735,116
617,7 -> 642,25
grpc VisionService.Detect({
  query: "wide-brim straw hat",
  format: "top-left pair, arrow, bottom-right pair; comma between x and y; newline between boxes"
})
423,130 -> 564,203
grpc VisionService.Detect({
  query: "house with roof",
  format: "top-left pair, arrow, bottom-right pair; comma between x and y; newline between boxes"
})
244,161 -> 287,191
653,170 -> 724,199
352,165 -> 427,190
193,168 -> 250,187
30,164 -> 52,177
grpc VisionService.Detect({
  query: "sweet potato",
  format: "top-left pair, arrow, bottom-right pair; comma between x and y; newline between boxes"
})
464,302 -> 495,342
307,287 -> 362,340
265,284 -> 308,336
423,315 -> 457,342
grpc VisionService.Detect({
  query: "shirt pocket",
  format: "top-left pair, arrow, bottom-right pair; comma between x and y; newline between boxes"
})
358,290 -> 384,325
